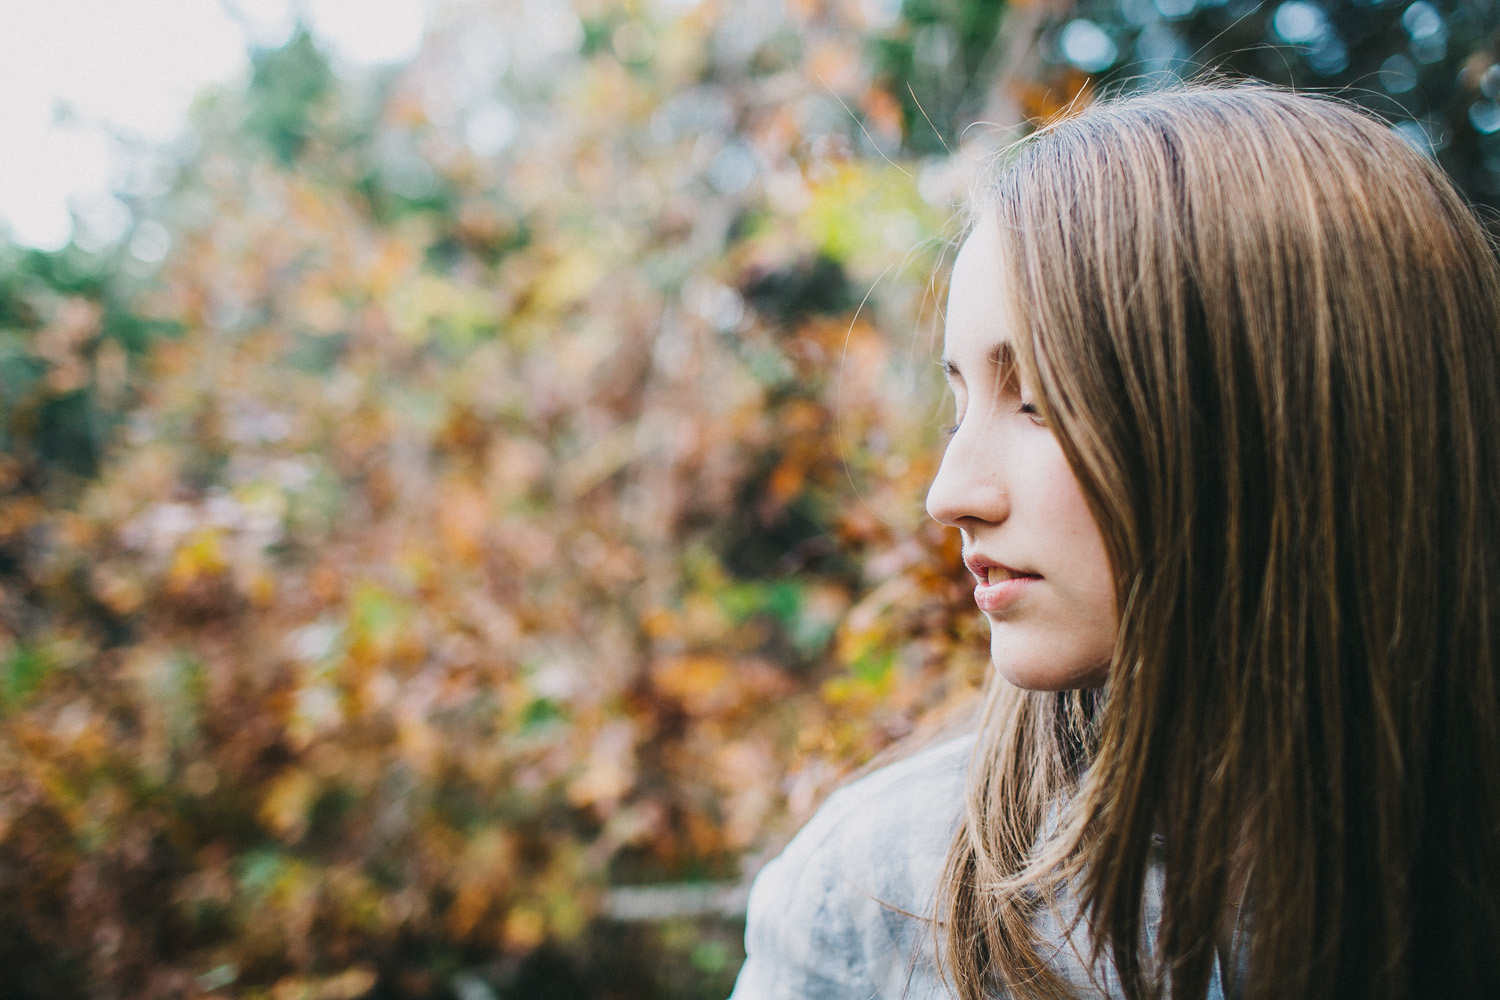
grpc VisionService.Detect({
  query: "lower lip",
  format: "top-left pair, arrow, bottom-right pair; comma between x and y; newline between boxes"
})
974,576 -> 1039,613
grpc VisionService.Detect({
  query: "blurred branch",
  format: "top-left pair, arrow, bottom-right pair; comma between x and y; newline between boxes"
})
604,881 -> 752,922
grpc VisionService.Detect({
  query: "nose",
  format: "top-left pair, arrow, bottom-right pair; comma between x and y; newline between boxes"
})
926,425 -> 1009,528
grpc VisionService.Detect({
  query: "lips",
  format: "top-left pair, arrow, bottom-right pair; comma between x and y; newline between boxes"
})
964,554 -> 1036,585
965,554 -> 1040,613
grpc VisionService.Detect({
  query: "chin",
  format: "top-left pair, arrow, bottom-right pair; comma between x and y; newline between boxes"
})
990,641 -> 1110,691
994,665 -> 1108,692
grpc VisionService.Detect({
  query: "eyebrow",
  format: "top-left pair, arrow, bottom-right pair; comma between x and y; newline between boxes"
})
940,342 -> 1019,380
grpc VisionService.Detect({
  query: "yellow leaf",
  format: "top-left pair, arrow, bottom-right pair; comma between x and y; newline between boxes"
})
319,968 -> 377,1000
167,529 -> 229,589
565,721 -> 636,810
531,249 -> 604,311
652,655 -> 734,715
437,482 -> 489,563
502,906 -> 547,952
259,769 -> 318,842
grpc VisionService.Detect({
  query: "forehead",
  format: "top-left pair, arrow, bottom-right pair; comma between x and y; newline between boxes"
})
943,218 -> 1017,368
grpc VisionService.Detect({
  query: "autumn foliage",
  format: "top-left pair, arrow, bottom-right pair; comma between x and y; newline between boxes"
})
0,4 -> 986,996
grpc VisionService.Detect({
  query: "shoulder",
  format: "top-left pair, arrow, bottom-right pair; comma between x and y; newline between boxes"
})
782,733 -> 975,902
730,734 -> 974,1000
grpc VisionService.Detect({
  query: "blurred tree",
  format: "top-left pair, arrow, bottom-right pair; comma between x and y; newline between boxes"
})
872,0 -> 1500,212
870,0 -> 1010,153
867,0 -> 1500,227
0,4 -> 974,997
245,27 -> 339,166
1070,0 -> 1500,215
0,246 -> 164,493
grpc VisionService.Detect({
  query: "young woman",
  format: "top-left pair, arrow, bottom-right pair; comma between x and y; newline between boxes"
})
729,85 -> 1500,1000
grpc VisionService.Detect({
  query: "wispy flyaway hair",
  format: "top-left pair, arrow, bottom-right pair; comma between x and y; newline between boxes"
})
940,84 -> 1500,1000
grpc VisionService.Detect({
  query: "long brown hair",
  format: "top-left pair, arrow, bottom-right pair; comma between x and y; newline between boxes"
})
938,84 -> 1500,1000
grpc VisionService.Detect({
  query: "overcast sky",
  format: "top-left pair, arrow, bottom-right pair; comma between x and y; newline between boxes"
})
0,0 -> 434,251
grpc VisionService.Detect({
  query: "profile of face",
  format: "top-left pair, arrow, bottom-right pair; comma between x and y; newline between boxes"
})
926,219 -> 1118,691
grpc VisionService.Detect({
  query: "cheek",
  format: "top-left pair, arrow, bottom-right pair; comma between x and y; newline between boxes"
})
1037,450 -> 1116,619
1033,449 -> 1097,540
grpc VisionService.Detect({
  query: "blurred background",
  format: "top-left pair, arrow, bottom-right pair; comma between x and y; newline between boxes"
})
2,0 -> 1498,997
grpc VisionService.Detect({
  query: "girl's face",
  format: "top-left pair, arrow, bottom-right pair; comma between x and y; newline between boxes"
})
927,220 -> 1118,691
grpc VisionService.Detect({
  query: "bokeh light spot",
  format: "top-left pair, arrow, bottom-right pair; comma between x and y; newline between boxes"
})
1059,19 -> 1118,74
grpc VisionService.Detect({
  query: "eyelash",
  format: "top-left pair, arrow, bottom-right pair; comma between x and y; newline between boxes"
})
946,401 -> 1043,435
